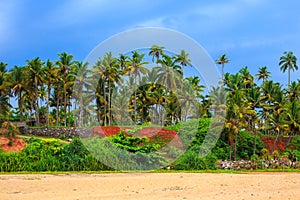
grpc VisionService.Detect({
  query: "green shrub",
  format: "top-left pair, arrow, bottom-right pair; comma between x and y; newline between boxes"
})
171,151 -> 217,170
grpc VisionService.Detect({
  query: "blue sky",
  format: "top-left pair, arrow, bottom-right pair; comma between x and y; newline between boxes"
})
1,0 -> 300,86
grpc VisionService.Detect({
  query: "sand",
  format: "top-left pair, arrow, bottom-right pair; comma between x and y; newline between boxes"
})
0,173 -> 299,200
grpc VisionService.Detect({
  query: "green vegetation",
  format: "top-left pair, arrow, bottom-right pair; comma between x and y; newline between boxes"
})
1,118 -> 299,172
0,46 -> 299,172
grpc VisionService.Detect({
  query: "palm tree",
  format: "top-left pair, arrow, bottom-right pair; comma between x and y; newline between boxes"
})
0,62 -> 9,96
246,86 -> 262,155
156,54 -> 183,90
127,51 -> 149,123
279,51 -> 298,85
0,62 -> 11,120
225,90 -> 254,160
26,57 -> 45,126
216,54 -> 230,81
117,54 -> 130,75
256,66 -> 271,83
149,45 -> 165,63
284,81 -> 299,102
105,56 -> 120,125
43,60 -> 58,126
174,50 -> 192,69
92,58 -> 108,126
72,61 -> 90,127
239,67 -> 254,88
10,66 -> 28,122
56,52 -> 75,126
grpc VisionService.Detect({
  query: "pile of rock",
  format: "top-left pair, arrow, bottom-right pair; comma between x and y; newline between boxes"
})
218,157 -> 300,170
218,160 -> 254,170
20,127 -> 94,138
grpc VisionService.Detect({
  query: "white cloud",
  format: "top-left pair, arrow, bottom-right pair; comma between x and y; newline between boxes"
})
135,16 -> 182,29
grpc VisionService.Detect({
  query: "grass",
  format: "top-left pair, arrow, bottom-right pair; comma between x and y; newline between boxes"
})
1,169 -> 299,175
17,134 -> 70,144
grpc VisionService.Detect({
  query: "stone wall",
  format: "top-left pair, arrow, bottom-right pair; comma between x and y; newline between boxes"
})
19,127 -> 94,138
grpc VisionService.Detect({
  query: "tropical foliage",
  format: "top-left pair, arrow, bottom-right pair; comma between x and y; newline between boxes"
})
0,47 -> 299,164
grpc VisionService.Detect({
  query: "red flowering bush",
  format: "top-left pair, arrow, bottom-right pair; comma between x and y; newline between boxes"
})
93,126 -> 182,148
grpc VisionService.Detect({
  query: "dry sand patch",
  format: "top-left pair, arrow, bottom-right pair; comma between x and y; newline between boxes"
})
0,173 -> 299,200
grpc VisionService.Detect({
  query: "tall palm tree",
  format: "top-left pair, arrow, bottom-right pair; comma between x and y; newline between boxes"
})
26,57 -> 44,126
239,67 -> 254,88
156,54 -> 183,90
92,58 -> 108,126
279,51 -> 298,85
105,56 -> 120,125
256,66 -> 271,83
56,52 -> 75,126
186,76 -> 205,99
0,62 -> 11,120
43,60 -> 58,126
117,53 -> 130,75
0,62 -> 9,96
127,51 -> 149,124
216,54 -> 230,81
149,45 -> 165,63
284,81 -> 299,102
10,66 -> 28,122
285,100 -> 300,136
72,61 -> 90,127
174,50 -> 192,69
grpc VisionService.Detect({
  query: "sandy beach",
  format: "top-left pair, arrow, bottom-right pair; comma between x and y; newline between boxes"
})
0,173 -> 299,200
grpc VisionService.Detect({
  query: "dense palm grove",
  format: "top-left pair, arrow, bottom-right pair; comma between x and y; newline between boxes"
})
0,46 -> 299,157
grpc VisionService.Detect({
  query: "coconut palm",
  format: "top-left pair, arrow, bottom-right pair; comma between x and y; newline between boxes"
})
256,66 -> 271,83
56,52 -> 75,126
10,66 -> 28,122
279,51 -> 298,85
43,60 -> 58,126
186,76 -> 205,99
216,54 -> 230,81
225,90 -> 254,160
92,58 -> 108,126
239,67 -> 254,88
0,62 -> 9,96
117,54 -> 130,75
72,61 -> 90,127
127,51 -> 149,123
149,45 -> 165,63
26,57 -> 45,126
174,50 -> 192,69
156,54 -> 182,91
0,62 -> 11,120
285,100 -> 300,136
284,81 -> 300,102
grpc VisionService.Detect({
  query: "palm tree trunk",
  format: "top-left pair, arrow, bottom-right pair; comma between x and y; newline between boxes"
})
79,90 -> 83,127
18,92 -> 23,122
108,79 -> 111,126
103,78 -> 107,126
272,130 -> 280,153
64,86 -> 67,127
253,129 -> 257,155
56,98 -> 59,126
35,86 -> 40,126
46,84 -> 51,126
68,99 -> 71,126
234,135 -> 237,161
288,68 -> 291,85
229,144 -> 232,161
134,71 -> 137,124
222,63 -> 224,81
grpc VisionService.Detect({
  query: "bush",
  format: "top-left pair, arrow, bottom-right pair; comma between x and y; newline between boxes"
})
171,151 -> 217,170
